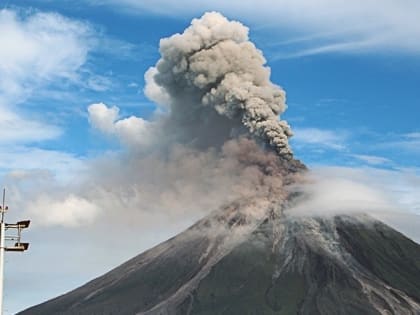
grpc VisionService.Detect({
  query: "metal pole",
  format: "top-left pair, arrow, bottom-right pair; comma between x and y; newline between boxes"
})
0,221 -> 4,315
1,189 -> 4,222
0,190 -> 29,315
0,189 -> 5,315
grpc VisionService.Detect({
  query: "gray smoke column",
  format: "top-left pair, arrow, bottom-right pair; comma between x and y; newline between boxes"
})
27,12 -> 305,230
146,12 -> 293,158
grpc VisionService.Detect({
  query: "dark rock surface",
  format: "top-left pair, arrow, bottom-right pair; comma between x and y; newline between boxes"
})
19,212 -> 420,315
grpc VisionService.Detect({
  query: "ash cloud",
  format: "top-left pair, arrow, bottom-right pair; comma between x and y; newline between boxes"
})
11,12 -> 304,230
146,12 -> 293,157
82,138 -> 301,226
79,12 -> 303,224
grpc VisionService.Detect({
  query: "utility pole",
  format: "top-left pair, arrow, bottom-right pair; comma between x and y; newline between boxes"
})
0,189 -> 30,315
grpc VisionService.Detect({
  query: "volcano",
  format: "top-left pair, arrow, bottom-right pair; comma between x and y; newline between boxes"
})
19,201 -> 420,315
18,11 -> 420,315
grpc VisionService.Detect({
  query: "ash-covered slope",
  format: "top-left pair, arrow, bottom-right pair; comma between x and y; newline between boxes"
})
19,207 -> 420,315
17,11 -> 420,315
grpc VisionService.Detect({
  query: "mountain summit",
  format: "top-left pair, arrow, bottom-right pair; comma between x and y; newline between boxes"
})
16,13 -> 420,315
19,203 -> 420,315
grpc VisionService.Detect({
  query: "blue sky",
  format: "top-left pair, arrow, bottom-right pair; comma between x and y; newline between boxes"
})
3,0 -> 420,170
1,0 -> 420,313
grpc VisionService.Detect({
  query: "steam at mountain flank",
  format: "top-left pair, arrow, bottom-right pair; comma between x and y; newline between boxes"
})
146,12 -> 293,157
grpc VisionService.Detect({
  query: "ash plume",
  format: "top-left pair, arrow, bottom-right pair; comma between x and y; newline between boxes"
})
146,12 -> 293,157
16,12 -> 305,230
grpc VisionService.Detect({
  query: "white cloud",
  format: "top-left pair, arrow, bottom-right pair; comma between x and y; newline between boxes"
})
87,102 -> 119,133
0,108 -> 61,143
86,74 -> 113,92
0,8 -> 95,232
0,8 -> 97,145
128,82 -> 139,88
88,102 -> 151,146
399,133 -> 420,153
0,146 -> 86,181
381,132 -> 420,155
291,172 -> 393,216
290,166 -> 420,217
91,0 -> 420,56
292,127 -> 346,150
0,9 -> 95,105
351,154 -> 391,166
405,132 -> 420,140
27,194 -> 100,227
0,147 -> 88,229
290,167 -> 420,243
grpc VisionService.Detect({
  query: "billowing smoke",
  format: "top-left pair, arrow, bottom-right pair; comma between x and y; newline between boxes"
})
11,12 -> 305,231
146,12 -> 293,157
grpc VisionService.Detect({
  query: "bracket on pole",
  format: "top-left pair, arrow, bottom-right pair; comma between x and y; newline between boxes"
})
0,188 -> 31,315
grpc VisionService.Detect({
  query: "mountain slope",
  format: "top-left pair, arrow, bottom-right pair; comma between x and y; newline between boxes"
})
19,209 -> 420,315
